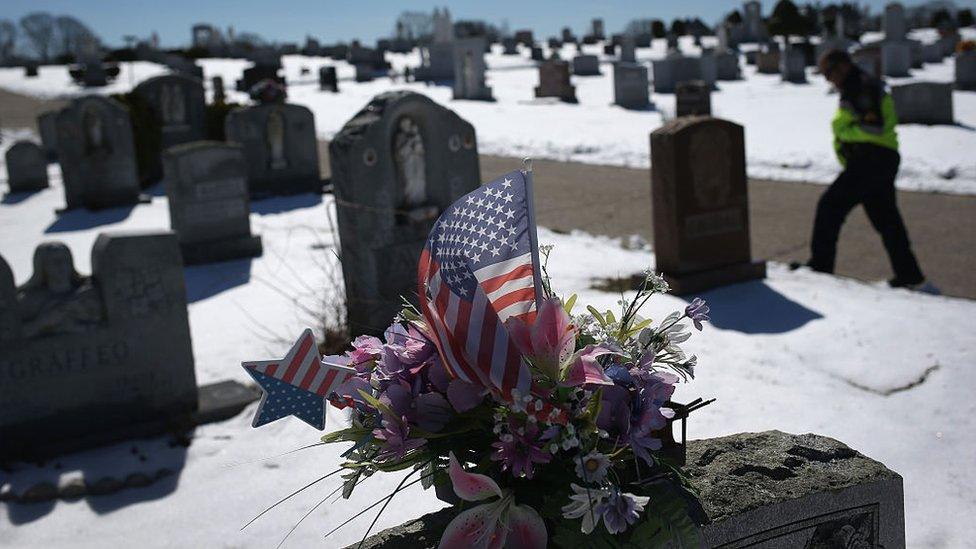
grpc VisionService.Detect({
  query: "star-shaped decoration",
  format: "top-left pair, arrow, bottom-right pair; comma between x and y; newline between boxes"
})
242,329 -> 354,430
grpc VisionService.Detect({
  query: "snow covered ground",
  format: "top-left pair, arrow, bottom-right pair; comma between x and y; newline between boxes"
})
1,144 -> 975,547
2,31 -> 975,194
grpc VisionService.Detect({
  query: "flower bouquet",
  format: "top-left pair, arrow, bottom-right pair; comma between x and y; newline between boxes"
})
242,166 -> 712,547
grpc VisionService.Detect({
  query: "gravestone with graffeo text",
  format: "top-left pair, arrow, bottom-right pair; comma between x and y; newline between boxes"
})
5,141 -> 49,193
163,142 -> 262,264
650,116 -> 765,294
534,59 -> 577,103
0,232 -> 197,460
891,82 -> 953,125
330,91 -> 480,335
224,103 -> 322,197
55,96 -> 142,210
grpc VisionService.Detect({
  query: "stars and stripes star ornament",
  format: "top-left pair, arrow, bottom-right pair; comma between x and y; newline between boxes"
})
242,328 -> 355,430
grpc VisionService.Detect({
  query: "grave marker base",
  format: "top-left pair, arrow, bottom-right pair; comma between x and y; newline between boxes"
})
661,259 -> 766,295
180,235 -> 263,266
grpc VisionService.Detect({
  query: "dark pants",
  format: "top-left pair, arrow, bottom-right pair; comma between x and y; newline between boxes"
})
809,145 -> 924,283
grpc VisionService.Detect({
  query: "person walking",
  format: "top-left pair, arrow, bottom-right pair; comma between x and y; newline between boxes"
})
802,49 -> 926,289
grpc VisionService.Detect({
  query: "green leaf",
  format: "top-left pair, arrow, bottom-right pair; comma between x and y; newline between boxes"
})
563,293 -> 578,315
357,389 -> 396,419
587,306 -> 607,327
605,310 -> 616,324
321,426 -> 371,444
630,483 -> 704,548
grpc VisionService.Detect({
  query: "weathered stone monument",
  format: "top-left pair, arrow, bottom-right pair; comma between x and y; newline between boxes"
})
572,54 -> 601,76
676,81 -> 712,117
650,117 -> 765,293
211,75 -> 226,104
319,66 -> 339,92
236,49 -> 284,92
756,43 -> 781,74
534,59 -> 577,103
0,233 -> 196,460
781,46 -> 807,83
55,96 -> 143,210
891,82 -> 953,125
37,111 -> 59,162
502,38 -> 518,55
530,46 -> 545,62
620,35 -> 637,63
224,103 -> 322,196
956,50 -> 976,91
355,63 -> 375,82
417,7 -> 455,81
132,74 -> 207,183
330,91 -> 480,335
712,51 -> 742,80
853,45 -> 883,78
921,42 -> 943,64
355,431 -> 906,549
162,142 -> 262,264
613,63 -> 651,110
5,141 -> 49,193
452,37 -> 493,101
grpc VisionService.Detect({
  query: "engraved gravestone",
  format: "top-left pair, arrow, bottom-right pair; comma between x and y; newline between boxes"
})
5,141 -> 49,193
0,232 -> 197,460
319,66 -> 339,92
224,103 -> 322,197
330,91 -> 480,335
502,38 -> 518,55
713,51 -> 741,80
37,111 -> 59,161
452,37 -> 493,101
530,46 -> 545,62
650,117 -> 765,294
882,41 -> 911,77
613,62 -> 651,110
132,73 -> 207,184
534,59 -> 577,103
212,75 -> 226,104
652,56 -> 717,93
572,54 -> 601,76
163,142 -> 262,264
620,35 -> 637,63
891,82 -> 953,125
956,50 -> 976,91
884,3 -> 907,41
55,96 -> 142,210
756,45 -> 781,74
780,46 -> 807,83
676,80 -> 712,117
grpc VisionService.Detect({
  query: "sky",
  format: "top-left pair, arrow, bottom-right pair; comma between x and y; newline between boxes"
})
2,0 -> 975,48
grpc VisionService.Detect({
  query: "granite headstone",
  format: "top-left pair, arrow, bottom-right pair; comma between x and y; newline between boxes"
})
675,80 -> 712,117
891,82 -> 953,125
572,54 -> 601,76
224,103 -> 322,197
452,37 -> 493,101
5,141 -> 49,193
319,66 -> 339,92
650,117 -> 765,293
329,91 -> 480,335
956,50 -> 976,91
613,62 -> 651,110
162,142 -> 262,264
534,59 -> 577,103
37,111 -> 59,162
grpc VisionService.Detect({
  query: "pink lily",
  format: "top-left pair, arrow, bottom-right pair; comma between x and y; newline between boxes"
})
560,345 -> 614,387
506,298 -> 577,380
439,452 -> 547,549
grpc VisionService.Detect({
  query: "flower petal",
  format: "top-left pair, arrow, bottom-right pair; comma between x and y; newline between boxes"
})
438,502 -> 508,549
505,504 -> 547,549
447,379 -> 485,412
448,452 -> 503,502
560,345 -> 614,387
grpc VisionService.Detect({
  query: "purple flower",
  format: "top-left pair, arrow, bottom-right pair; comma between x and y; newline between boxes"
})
383,323 -> 434,365
685,298 -> 710,331
596,385 -> 632,438
491,423 -> 552,479
446,379 -> 485,412
372,413 -> 426,462
596,490 -> 650,534
347,335 -> 383,367
574,451 -> 611,483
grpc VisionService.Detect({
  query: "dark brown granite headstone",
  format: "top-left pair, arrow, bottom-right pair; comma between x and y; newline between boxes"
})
534,60 -> 577,103
650,116 -> 765,294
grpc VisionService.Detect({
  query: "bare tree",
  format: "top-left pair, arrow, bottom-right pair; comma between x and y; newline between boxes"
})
54,15 -> 99,60
0,19 -> 17,63
20,12 -> 57,62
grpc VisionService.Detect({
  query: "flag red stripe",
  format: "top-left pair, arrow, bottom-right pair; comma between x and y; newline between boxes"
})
481,263 -> 533,293
298,359 -> 321,390
316,368 -> 339,397
492,287 -> 536,313
281,333 -> 313,384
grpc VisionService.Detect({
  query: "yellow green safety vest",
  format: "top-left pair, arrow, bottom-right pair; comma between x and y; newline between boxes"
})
831,91 -> 899,167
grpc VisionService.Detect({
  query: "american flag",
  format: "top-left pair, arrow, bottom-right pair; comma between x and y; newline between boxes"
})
243,328 -> 356,430
418,168 -> 543,400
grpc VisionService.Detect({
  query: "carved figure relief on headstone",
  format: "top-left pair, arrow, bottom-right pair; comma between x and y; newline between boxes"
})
55,96 -> 143,210
452,37 -> 493,101
329,91 -> 479,334
5,141 -> 50,193
224,103 -> 322,196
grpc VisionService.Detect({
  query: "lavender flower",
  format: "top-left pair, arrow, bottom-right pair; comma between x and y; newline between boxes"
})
574,451 -> 611,483
685,298 -> 710,331
596,490 -> 650,534
372,413 -> 426,462
561,483 -> 609,534
491,423 -> 552,479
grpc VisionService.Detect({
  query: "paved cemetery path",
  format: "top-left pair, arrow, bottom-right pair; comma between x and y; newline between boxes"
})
318,142 -> 976,300
1,85 -> 971,299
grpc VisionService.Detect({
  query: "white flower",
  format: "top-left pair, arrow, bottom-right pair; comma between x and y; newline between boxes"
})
574,451 -> 611,483
561,483 -> 609,534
